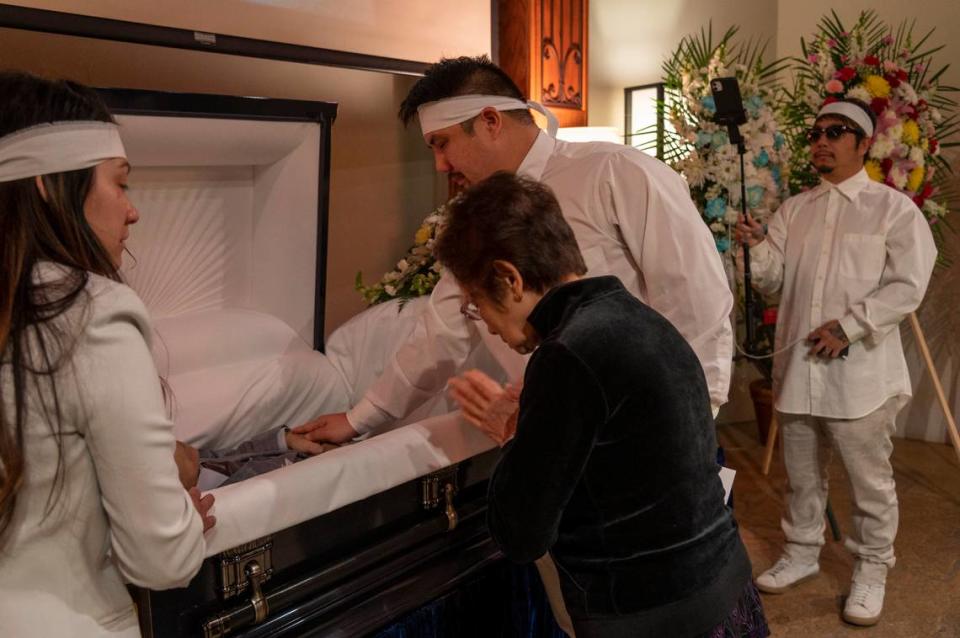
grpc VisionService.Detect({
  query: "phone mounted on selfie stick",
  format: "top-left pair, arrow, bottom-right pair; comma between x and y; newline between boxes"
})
709,77 -> 756,353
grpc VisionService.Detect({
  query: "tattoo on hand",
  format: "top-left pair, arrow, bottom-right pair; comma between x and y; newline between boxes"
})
828,323 -> 849,345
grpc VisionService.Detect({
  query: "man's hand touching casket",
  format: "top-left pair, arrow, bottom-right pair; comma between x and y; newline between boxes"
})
292,412 -> 358,444
448,369 -> 521,447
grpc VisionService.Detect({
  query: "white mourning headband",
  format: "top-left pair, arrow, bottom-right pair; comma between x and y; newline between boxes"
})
0,121 -> 126,183
418,94 -> 560,138
817,102 -> 875,137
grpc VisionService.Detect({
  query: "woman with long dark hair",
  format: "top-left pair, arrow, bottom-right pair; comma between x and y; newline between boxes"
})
0,71 -> 212,637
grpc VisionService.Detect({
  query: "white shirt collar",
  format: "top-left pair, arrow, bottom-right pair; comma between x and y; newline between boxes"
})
516,130 -> 556,181
813,168 -> 871,202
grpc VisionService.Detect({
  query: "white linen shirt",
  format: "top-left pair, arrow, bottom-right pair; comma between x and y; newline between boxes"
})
750,169 -> 936,419
349,131 -> 734,432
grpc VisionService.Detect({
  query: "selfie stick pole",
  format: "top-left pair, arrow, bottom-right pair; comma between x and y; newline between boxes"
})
726,122 -> 756,352
711,77 -> 756,353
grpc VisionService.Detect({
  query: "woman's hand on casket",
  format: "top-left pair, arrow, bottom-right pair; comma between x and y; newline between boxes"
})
448,370 -> 520,447
188,486 -> 216,532
291,412 -> 359,444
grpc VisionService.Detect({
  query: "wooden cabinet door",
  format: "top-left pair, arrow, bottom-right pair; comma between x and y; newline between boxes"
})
498,0 -> 588,128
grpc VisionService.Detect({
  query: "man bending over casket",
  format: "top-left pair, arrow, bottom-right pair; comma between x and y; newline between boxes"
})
174,427 -> 337,490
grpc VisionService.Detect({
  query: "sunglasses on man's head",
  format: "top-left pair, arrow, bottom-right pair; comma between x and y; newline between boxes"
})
806,124 -> 859,143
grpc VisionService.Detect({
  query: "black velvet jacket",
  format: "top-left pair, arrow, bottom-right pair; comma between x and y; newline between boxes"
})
487,276 -> 750,638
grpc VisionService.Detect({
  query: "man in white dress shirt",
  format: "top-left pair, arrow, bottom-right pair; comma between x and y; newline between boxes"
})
295,55 -> 733,444
738,98 -> 936,627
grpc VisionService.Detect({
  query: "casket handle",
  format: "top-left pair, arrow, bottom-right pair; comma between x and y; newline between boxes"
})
246,561 -> 269,624
421,465 -> 460,532
444,482 -> 458,531
203,559 -> 270,638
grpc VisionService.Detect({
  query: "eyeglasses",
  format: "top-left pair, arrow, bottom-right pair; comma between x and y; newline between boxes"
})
460,301 -> 482,321
806,124 -> 859,143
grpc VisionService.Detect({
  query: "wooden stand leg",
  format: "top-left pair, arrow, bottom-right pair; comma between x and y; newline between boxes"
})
762,411 -> 779,476
909,313 -> 960,464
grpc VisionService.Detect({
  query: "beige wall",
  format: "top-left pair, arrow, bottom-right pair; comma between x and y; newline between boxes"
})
0,2 -> 491,336
6,0 -> 491,63
588,0 -> 778,132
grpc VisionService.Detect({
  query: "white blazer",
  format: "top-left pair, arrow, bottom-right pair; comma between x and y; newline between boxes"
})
0,266 -> 206,637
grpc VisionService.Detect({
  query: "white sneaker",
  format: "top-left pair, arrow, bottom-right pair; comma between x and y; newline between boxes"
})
843,581 -> 885,626
755,556 -> 820,593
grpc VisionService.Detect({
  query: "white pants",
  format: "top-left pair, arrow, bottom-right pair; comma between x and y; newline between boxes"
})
778,398 -> 900,572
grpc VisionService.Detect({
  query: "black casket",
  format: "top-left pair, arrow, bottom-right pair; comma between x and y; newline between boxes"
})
99,88 -> 507,638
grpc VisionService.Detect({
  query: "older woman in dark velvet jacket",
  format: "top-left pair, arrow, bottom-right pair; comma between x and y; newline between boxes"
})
437,173 -> 769,638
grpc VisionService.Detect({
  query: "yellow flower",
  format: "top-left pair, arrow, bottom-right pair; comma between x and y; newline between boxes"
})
863,75 -> 891,99
907,166 -> 924,193
902,120 -> 920,146
864,160 -> 884,182
414,224 -> 432,245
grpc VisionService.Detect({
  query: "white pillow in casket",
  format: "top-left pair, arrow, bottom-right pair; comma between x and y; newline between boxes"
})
155,309 -> 351,449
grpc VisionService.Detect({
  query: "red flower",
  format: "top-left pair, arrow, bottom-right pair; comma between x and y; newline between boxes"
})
930,138 -> 939,154
897,69 -> 908,81
822,96 -> 839,106
835,67 -> 857,82
762,308 -> 778,326
917,99 -> 928,112
864,55 -> 880,66
870,97 -> 889,114
921,182 -> 935,199
914,194 -> 926,208
885,73 -> 901,88
881,158 -> 893,173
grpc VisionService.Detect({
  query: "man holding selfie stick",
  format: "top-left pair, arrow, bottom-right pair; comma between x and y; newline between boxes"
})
737,97 -> 936,626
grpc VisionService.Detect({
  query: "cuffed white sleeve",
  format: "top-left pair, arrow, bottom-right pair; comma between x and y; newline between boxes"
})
358,273 -> 482,431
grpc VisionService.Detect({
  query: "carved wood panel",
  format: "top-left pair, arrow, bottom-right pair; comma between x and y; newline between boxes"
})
498,0 -> 588,128
539,0 -> 584,110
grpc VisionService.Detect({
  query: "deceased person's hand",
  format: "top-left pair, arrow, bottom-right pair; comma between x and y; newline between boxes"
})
292,412 -> 359,444
448,369 -> 521,446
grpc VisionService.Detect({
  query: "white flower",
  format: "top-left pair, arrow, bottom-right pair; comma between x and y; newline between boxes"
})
924,199 -> 947,218
847,85 -> 872,104
889,166 -> 908,189
909,146 -> 925,165
870,135 -> 895,159
396,258 -> 409,271
896,82 -> 919,103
